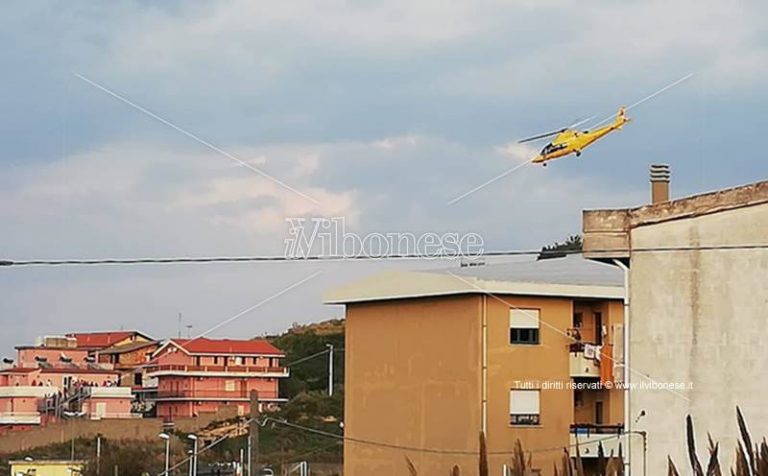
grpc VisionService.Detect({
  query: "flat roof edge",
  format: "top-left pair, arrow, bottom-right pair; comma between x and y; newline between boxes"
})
325,282 -> 624,304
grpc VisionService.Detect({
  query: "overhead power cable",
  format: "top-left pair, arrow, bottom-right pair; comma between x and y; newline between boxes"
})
266,418 -> 626,456
2,244 -> 768,268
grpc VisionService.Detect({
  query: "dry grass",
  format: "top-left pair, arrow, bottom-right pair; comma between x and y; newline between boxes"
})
668,406 -> 768,476
404,406 -> 768,475
405,431 -> 624,476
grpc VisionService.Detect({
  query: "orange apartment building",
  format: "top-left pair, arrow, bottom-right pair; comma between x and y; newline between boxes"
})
146,338 -> 289,419
326,256 -> 626,476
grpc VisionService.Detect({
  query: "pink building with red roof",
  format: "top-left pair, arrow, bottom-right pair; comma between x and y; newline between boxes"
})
146,338 -> 288,419
0,334 -> 133,434
66,331 -> 153,351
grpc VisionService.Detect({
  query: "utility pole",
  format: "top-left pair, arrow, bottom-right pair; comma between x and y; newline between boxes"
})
248,390 -> 259,476
326,344 -> 334,397
96,435 -> 102,476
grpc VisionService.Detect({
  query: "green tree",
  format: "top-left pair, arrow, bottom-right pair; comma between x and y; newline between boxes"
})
269,321 -> 344,400
538,234 -> 583,260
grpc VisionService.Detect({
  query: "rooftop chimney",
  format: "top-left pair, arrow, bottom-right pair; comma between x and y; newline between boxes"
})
650,164 -> 670,204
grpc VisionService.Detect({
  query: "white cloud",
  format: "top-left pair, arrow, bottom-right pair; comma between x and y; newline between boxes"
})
372,135 -> 420,150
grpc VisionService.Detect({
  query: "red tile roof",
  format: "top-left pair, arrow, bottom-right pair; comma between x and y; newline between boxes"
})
169,338 -> 283,356
66,331 -> 150,350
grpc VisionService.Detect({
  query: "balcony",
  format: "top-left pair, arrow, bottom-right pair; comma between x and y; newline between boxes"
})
155,389 -> 281,401
146,365 -> 289,378
570,424 -> 623,458
82,387 -> 133,399
0,412 -> 42,425
569,343 -> 600,379
0,386 -> 58,398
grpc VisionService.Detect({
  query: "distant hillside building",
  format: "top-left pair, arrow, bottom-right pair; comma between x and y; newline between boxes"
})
65,331 -> 153,351
0,332 -> 143,434
583,167 -> 768,474
146,338 -> 289,419
327,257 -> 626,475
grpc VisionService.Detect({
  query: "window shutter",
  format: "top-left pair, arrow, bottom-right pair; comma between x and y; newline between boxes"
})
509,390 -> 540,415
509,309 -> 540,329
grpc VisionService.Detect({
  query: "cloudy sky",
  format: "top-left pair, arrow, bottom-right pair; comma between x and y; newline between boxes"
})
1,0 -> 767,356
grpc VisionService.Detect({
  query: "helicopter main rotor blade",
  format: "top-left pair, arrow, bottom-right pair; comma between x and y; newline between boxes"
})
589,73 -> 694,129
517,114 -> 597,144
568,114 -> 597,129
518,128 -> 564,144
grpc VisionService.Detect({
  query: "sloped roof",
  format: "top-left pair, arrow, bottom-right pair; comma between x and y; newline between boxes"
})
97,340 -> 159,355
162,338 -> 283,356
445,254 -> 622,287
66,331 -> 152,350
325,255 -> 623,304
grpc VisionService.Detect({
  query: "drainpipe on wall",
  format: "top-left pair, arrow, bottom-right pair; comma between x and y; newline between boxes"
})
481,295 -> 488,437
613,259 -> 631,474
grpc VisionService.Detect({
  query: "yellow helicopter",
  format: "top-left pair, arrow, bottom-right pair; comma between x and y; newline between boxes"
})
520,107 -> 631,166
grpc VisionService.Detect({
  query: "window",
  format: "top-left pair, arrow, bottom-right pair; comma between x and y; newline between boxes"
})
510,309 -> 540,345
510,390 -> 540,426
574,390 -> 584,407
595,401 -> 604,425
593,312 -> 603,345
573,312 -> 583,328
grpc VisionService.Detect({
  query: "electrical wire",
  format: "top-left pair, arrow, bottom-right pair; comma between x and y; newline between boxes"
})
3,244 -> 768,267
285,349 -> 332,367
159,418 -> 254,476
265,418 -> 625,456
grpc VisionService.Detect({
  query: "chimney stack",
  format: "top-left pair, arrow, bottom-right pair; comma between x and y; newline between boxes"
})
650,164 -> 670,204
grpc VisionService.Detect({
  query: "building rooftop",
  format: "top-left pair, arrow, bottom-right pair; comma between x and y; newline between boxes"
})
583,179 -> 768,260
325,255 -> 624,304
0,366 -> 118,375
446,254 -> 623,287
66,331 -> 153,350
157,338 -> 284,356
97,340 -> 159,355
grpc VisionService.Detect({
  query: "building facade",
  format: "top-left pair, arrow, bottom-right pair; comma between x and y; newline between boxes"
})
583,168 -> 768,474
327,257 -> 625,476
146,338 -> 288,419
10,459 -> 85,476
0,334 -> 132,434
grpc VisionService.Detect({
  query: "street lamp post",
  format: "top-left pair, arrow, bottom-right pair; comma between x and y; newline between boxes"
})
159,433 -> 171,476
326,344 -> 334,397
187,434 -> 198,476
62,411 -> 85,462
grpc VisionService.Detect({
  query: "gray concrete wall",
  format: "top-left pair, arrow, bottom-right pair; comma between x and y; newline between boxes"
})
627,204 -> 768,474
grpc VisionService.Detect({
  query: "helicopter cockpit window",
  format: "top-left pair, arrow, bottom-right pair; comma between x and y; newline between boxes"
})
541,143 -> 565,155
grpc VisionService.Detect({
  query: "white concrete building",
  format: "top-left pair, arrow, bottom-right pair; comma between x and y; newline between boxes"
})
583,165 -> 768,474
